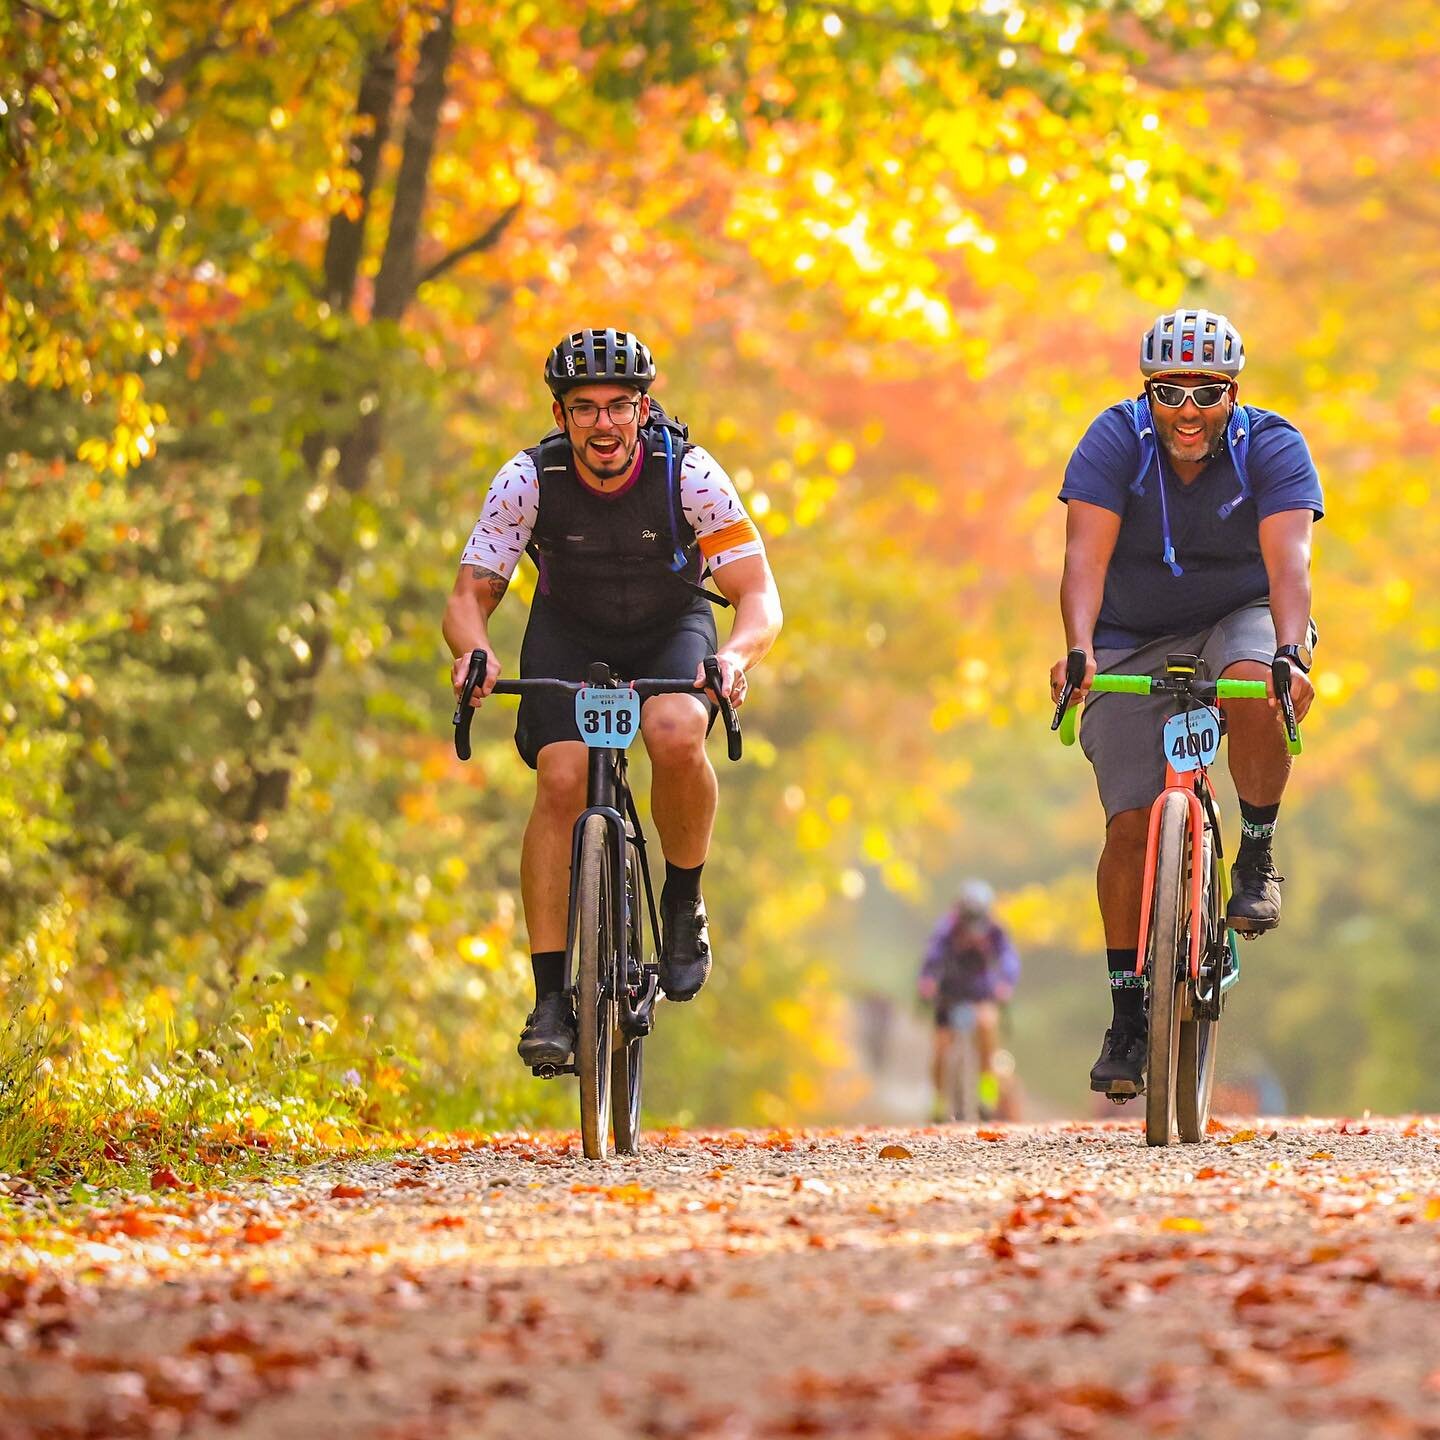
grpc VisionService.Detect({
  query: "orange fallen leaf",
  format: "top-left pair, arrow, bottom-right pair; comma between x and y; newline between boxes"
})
1308,1150 -> 1334,1161
422,1215 -> 466,1231
1205,1116 -> 1231,1134
1423,1197 -> 1440,1222
150,1167 -> 184,1191
1195,1166 -> 1226,1180
878,1144 -> 913,1160
242,1221 -> 285,1245
329,1183 -> 367,1200
605,1184 -> 656,1205
1219,1129 -> 1257,1145
975,1130 -> 1006,1142
1160,1216 -> 1206,1233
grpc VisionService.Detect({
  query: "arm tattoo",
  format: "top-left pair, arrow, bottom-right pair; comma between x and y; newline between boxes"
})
468,565 -> 509,603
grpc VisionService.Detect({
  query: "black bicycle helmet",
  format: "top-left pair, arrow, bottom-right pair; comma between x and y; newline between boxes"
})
544,328 -> 657,396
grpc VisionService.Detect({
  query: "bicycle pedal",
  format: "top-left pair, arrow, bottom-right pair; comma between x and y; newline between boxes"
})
1107,1094 -> 1133,1107
530,1062 -> 577,1080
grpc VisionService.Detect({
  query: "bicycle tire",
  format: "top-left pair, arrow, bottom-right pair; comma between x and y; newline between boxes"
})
1145,791 -> 1190,1147
576,813 -> 615,1161
1177,826 -> 1222,1143
611,844 -> 645,1155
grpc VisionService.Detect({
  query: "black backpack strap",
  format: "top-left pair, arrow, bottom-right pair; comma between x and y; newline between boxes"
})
648,404 -> 732,610
523,431 -> 571,566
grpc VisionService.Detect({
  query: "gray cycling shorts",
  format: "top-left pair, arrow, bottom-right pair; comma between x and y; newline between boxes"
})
1079,600 -> 1281,822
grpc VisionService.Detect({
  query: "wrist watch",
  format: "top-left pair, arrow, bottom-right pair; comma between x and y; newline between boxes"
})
1275,642 -> 1313,673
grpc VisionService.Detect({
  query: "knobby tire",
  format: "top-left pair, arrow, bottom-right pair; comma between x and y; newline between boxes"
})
577,813 -> 615,1161
1145,792 -> 1190,1147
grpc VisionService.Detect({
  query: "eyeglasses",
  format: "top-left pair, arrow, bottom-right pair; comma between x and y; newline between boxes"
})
1148,380 -> 1231,410
565,398 -> 641,427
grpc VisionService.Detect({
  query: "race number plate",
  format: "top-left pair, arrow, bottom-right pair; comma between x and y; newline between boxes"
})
575,686 -> 641,749
1163,704 -> 1222,774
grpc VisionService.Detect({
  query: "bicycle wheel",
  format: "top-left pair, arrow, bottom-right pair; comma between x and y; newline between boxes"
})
1145,791 -> 1190,1147
1177,826 -> 1222,1143
610,844 -> 645,1155
576,812 -> 615,1161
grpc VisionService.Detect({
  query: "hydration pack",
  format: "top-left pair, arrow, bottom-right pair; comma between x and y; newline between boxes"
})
1124,397 -> 1253,578
525,400 -> 729,609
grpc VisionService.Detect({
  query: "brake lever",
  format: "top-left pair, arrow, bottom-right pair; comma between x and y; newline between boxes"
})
453,649 -> 487,761
703,655 -> 743,762
1051,647 -> 1089,731
1270,654 -> 1299,747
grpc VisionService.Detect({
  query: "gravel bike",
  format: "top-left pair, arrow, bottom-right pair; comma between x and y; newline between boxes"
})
454,652 -> 742,1159
1052,648 -> 1302,1146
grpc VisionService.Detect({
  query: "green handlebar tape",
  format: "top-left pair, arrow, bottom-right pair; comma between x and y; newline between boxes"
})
1215,679 -> 1268,698
1089,674 -> 1153,695
1059,705 -> 1080,746
1287,732 -> 1303,757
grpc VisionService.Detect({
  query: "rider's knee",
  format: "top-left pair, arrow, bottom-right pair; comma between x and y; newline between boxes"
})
641,697 -> 707,768
534,745 -> 588,812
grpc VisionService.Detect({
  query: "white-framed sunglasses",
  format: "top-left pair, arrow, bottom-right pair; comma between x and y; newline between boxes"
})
1148,379 -> 1232,409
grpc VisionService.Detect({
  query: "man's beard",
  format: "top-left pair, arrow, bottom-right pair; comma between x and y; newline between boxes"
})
1158,414 -> 1228,465
574,433 -> 639,479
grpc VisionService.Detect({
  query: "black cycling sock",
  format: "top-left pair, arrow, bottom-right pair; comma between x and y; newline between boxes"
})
1237,799 -> 1280,863
1107,947 -> 1145,1026
662,861 -> 704,903
531,950 -> 565,1003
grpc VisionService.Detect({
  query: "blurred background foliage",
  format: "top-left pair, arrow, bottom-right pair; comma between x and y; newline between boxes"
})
1,0 -> 1435,1169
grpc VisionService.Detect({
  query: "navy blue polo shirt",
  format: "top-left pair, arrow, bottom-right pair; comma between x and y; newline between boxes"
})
1060,401 -> 1324,649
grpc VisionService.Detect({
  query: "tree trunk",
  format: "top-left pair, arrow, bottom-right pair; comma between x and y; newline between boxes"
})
228,2 -> 457,896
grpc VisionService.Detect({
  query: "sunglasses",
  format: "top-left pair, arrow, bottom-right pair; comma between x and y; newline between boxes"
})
1148,380 -> 1232,409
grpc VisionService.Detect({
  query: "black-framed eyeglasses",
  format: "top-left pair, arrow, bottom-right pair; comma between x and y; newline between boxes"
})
565,398 -> 641,427
1148,380 -> 1231,410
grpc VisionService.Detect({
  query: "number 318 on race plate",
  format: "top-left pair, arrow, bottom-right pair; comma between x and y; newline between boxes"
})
575,686 -> 641,750
1162,705 -> 1222,774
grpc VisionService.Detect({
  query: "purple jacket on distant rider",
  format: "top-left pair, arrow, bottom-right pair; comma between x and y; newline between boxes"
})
919,911 -> 1021,1013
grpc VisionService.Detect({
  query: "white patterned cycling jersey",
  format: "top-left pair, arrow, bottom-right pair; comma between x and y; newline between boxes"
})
459,444 -> 765,580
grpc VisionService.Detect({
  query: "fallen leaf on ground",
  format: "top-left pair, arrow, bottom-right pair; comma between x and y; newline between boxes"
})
1160,1217 -> 1206,1233
329,1184 -> 366,1200
879,1144 -> 913,1160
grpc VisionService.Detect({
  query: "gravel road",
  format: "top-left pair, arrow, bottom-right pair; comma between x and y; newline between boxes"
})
3,1117 -> 1439,1438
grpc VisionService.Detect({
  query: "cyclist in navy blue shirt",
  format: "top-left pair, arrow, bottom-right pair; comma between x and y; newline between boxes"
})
1049,309 -> 1323,1098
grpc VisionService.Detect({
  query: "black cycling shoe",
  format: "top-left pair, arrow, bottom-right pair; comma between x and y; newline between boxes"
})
659,892 -> 711,1002
517,991 -> 577,1067
1227,854 -> 1283,934
1089,1023 -> 1147,1096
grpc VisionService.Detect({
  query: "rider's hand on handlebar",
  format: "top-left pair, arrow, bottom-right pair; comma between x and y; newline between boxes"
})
1267,661 -> 1315,723
451,648 -> 500,706
1050,651 -> 1096,706
697,651 -> 747,708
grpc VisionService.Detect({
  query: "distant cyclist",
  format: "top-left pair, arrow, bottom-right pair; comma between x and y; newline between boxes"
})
1050,309 -> 1322,1098
918,880 -> 1020,1121
443,329 -> 783,1068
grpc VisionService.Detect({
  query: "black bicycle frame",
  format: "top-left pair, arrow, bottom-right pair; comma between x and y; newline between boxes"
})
452,651 -> 742,1036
